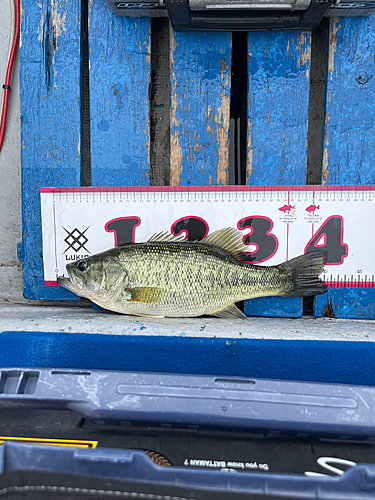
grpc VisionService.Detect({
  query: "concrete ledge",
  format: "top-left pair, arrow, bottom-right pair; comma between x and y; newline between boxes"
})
0,304 -> 374,341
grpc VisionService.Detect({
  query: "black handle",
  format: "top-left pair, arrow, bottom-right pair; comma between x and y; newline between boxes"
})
165,0 -> 333,31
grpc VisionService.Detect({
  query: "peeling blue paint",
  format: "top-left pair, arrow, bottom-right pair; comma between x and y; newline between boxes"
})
170,31 -> 231,186
317,15 -> 375,318
244,296 -> 302,318
89,2 -> 151,187
20,0 -> 82,300
323,16 -> 375,185
244,31 -> 311,318
247,32 -> 311,186
315,289 -> 375,320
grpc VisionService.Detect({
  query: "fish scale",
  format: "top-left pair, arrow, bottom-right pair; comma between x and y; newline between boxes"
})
121,245 -> 254,317
58,228 -> 327,319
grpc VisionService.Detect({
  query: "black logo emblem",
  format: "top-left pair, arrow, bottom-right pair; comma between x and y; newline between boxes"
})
63,226 -> 90,254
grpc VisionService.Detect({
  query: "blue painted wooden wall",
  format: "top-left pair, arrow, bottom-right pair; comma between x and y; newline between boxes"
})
20,0 -> 82,300
244,32 -> 311,318
89,2 -> 151,187
19,1 -> 375,320
169,30 -> 231,187
314,15 -> 375,319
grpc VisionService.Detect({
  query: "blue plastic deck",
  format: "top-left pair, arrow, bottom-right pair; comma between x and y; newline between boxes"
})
244,32 -> 311,318
89,2 -> 150,186
2,331 -> 375,386
20,0 -> 81,300
169,31 -> 231,186
314,15 -> 375,319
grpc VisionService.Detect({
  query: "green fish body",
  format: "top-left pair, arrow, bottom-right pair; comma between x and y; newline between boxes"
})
58,228 -> 327,319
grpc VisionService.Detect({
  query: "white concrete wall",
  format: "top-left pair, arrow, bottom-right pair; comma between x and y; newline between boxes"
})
0,0 -> 23,301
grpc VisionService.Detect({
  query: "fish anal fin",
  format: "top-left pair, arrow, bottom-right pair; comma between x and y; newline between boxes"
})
211,304 -> 248,320
202,228 -> 247,259
125,287 -> 164,304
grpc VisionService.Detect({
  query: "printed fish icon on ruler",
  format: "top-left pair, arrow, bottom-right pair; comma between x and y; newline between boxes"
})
306,204 -> 320,213
278,204 -> 295,214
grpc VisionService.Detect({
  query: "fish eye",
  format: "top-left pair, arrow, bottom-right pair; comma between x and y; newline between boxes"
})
77,260 -> 88,272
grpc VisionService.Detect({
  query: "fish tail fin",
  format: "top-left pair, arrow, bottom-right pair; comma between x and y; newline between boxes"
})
277,251 -> 327,297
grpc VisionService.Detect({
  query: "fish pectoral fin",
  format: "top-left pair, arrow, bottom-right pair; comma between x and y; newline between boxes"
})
124,287 -> 164,304
212,304 -> 248,320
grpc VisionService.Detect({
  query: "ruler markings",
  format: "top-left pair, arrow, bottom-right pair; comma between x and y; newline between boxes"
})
41,184 -> 375,286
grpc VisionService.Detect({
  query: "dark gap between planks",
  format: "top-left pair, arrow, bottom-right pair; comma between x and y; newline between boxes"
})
306,18 -> 329,186
230,32 -> 248,311
304,18 -> 329,315
81,0 -> 91,187
150,18 -> 171,186
229,32 -> 248,186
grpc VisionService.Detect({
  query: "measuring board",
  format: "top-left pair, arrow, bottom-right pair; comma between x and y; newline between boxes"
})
41,185 -> 374,288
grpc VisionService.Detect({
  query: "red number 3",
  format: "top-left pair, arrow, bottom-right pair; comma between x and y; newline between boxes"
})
237,216 -> 279,264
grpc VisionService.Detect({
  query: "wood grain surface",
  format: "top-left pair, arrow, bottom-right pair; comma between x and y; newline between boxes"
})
170,30 -> 232,186
20,0 -> 82,299
315,14 -> 375,319
244,31 -> 311,318
89,1 -> 151,187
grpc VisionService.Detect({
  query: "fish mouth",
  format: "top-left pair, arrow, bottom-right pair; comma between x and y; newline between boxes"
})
57,270 -> 87,298
57,276 -> 76,292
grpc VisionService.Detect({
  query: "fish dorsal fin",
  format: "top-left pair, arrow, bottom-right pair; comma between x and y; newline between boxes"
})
147,228 -> 247,259
201,227 -> 246,259
147,231 -> 186,243
212,303 -> 248,319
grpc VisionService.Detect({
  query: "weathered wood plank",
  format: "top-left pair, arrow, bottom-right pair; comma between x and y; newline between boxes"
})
315,288 -> 375,319
20,0 -> 82,300
247,32 -> 311,186
244,32 -> 311,318
170,30 -> 231,186
314,15 -> 375,319
321,16 -> 375,185
89,3 -> 151,186
244,296 -> 304,318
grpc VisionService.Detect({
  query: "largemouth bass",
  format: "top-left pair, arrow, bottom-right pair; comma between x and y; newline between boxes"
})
57,227 -> 327,319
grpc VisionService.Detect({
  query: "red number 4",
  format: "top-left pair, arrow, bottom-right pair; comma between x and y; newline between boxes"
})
304,216 -> 348,265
